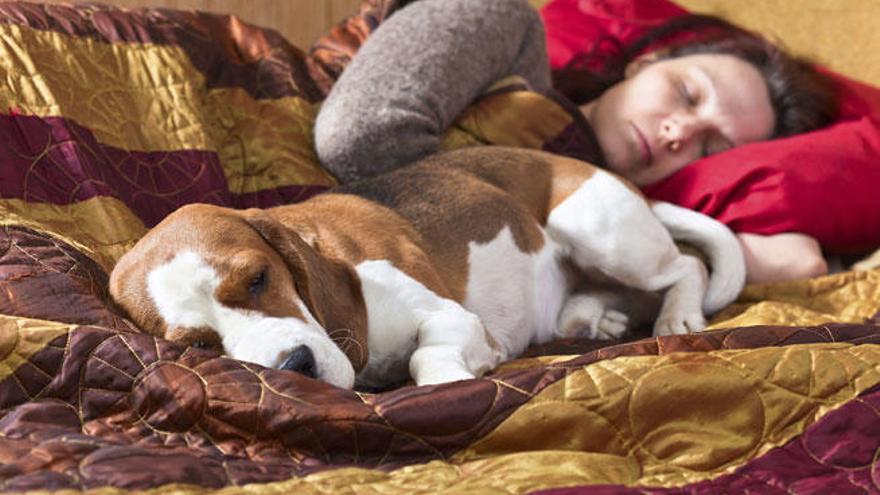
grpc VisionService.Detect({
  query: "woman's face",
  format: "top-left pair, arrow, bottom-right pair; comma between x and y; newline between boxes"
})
581,53 -> 775,186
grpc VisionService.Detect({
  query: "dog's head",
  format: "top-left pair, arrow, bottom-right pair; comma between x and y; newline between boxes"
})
109,204 -> 369,388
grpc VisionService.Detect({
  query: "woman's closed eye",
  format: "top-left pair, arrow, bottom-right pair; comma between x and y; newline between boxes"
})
674,79 -> 711,158
678,79 -> 698,107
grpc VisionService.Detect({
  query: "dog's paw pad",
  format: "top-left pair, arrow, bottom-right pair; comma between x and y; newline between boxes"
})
652,312 -> 706,336
595,310 -> 629,339
558,295 -> 629,340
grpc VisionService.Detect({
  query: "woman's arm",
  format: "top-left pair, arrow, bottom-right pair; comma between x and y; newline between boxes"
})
737,232 -> 828,284
314,0 -> 550,182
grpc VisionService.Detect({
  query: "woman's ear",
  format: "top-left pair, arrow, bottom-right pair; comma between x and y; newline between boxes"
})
624,52 -> 661,78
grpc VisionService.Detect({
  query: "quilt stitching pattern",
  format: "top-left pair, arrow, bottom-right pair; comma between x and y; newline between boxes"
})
0,1 -> 879,492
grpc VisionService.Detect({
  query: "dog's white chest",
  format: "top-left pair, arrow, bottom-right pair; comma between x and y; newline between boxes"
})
463,226 -> 568,358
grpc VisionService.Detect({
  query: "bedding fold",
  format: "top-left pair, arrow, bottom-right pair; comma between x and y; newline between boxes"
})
0,1 -> 879,493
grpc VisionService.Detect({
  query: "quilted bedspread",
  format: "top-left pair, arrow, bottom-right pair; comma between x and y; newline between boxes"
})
2,1 -> 880,493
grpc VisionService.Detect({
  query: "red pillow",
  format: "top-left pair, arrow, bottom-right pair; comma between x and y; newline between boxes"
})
643,117 -> 880,253
542,0 -> 687,69
541,0 -> 880,253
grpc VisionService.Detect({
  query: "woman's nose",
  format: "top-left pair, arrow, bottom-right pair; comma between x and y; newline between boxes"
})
661,116 -> 700,151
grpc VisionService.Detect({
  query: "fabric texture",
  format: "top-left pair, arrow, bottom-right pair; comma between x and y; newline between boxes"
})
0,2 -> 336,270
1,1 -> 880,493
541,0 -> 880,254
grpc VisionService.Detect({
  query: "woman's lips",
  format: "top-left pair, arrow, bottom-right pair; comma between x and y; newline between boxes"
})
631,123 -> 653,167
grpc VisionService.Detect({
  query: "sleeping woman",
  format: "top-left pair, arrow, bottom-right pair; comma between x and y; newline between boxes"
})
313,0 -> 838,284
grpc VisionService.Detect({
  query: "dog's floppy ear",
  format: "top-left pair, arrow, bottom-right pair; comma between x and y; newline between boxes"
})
244,214 -> 369,371
109,247 -> 166,337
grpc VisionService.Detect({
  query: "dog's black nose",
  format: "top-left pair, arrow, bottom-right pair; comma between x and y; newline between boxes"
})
280,345 -> 316,378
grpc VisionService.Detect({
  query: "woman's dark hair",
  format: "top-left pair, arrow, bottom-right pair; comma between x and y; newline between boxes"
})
552,15 -> 839,138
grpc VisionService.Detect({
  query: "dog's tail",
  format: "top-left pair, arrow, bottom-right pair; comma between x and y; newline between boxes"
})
651,201 -> 746,314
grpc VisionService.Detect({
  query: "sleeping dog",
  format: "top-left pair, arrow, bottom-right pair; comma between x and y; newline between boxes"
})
109,147 -> 744,389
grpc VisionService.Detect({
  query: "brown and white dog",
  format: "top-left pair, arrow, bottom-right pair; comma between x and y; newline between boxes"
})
109,147 -> 744,389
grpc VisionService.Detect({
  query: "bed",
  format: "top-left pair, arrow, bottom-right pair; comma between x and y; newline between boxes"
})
1,0 -> 880,493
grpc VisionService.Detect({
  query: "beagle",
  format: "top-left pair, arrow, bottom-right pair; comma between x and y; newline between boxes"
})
109,147 -> 744,389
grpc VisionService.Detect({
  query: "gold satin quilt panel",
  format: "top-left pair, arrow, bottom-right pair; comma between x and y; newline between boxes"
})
2,1 -> 880,494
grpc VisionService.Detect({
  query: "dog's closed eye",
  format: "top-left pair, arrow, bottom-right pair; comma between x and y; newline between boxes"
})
191,339 -> 213,350
249,270 -> 267,296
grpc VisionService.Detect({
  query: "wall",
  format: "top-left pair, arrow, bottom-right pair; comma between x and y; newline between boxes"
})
673,0 -> 880,87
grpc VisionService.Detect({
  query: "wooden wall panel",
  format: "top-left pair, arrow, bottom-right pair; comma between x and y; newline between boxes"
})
1,0 -> 364,49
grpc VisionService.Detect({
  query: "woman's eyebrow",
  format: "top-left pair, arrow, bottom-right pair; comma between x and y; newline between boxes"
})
691,66 -> 736,149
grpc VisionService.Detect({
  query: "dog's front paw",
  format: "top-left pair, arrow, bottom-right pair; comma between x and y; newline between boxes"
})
410,344 -> 481,386
410,308 -> 496,387
558,294 -> 629,340
415,367 -> 476,386
652,310 -> 706,336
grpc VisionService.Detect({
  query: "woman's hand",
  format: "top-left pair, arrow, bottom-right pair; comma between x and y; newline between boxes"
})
737,232 -> 828,284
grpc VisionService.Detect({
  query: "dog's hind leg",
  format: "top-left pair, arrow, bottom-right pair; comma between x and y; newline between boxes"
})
650,201 -> 745,314
546,171 -> 709,336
